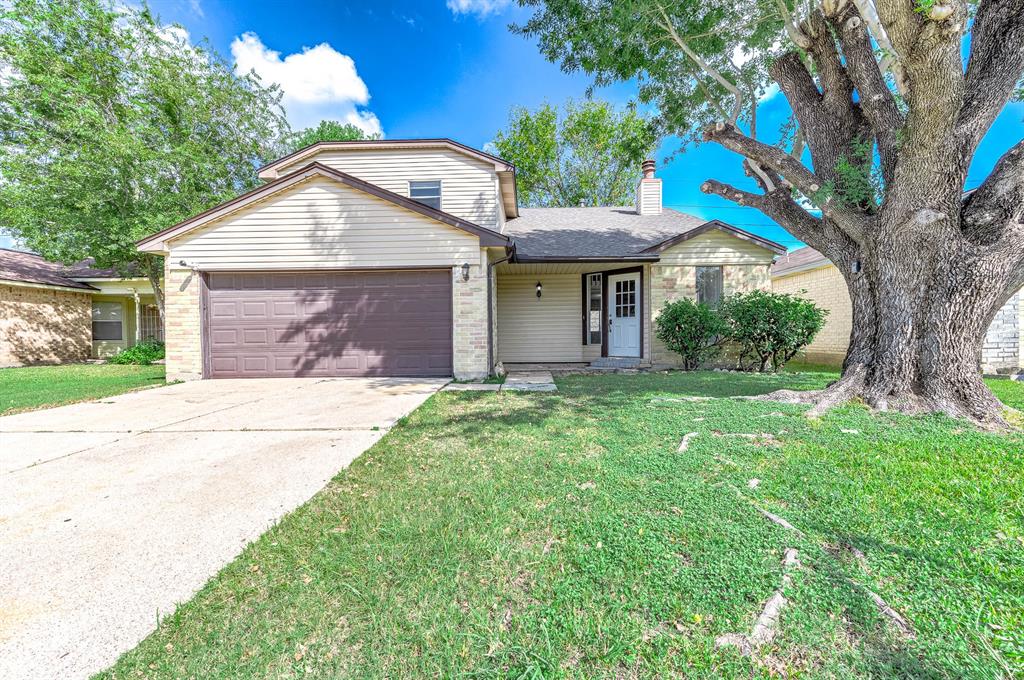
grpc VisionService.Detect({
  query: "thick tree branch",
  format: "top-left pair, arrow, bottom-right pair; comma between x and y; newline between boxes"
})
963,138 -> 1024,248
849,0 -> 908,96
960,0 -> 1024,151
700,179 -> 822,243
833,3 -> 903,186
704,122 -> 869,240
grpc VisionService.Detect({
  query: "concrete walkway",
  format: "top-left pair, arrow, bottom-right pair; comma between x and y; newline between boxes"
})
442,370 -> 557,393
0,377 -> 444,680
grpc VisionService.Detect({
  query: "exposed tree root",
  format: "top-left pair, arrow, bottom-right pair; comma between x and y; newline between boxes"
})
754,364 -> 1014,430
716,548 -> 801,656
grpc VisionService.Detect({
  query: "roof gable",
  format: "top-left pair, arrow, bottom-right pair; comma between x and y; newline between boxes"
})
137,162 -> 509,253
642,220 -> 786,256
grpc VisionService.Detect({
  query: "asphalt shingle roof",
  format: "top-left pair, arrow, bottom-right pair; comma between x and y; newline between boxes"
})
0,249 -> 134,289
505,207 -> 709,258
770,245 -> 828,277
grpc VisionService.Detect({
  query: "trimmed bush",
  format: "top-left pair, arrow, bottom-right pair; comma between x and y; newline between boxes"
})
108,340 -> 165,366
719,290 -> 827,372
655,299 -> 729,370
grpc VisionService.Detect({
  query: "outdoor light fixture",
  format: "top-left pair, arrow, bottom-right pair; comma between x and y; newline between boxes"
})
536,282 -> 543,298
461,262 -> 471,281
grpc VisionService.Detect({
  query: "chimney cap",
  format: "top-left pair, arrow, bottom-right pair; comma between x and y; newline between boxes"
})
642,159 -> 656,178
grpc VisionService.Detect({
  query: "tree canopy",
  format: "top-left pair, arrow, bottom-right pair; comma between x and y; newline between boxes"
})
0,0 -> 289,310
491,100 -> 659,207
288,119 -> 380,152
517,0 -> 1024,425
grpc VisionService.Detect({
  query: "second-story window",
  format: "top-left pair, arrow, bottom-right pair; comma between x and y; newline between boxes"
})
409,180 -> 442,210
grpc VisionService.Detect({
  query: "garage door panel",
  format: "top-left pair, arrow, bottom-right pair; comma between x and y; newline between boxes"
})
205,269 -> 453,378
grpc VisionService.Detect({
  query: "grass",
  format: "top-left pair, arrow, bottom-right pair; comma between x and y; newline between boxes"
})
0,363 -> 167,415
100,370 -> 1023,678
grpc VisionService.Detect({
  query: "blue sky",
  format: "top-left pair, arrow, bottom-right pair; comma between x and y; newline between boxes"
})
3,0 -> 1021,251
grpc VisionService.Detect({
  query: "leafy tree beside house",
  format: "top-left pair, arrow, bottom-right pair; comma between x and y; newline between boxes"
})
0,0 -> 289,319
517,0 -> 1024,426
492,100 -> 660,207
287,119 -> 380,152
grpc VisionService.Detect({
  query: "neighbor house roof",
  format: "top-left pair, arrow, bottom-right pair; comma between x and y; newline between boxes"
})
770,246 -> 829,277
137,162 -> 511,253
0,248 -> 98,290
505,208 -> 786,261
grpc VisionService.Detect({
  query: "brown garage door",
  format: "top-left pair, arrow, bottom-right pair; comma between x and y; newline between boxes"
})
204,270 -> 453,378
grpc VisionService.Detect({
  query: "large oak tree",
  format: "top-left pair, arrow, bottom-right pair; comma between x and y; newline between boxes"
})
517,0 -> 1024,426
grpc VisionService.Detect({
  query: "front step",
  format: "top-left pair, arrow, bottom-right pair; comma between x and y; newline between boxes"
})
590,357 -> 641,369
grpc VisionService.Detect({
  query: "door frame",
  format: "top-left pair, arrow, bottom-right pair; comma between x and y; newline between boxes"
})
596,265 -> 644,359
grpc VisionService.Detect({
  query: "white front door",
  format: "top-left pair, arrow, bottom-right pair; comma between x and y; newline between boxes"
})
607,272 -> 641,357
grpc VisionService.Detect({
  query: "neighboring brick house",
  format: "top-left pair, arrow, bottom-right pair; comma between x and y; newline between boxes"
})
772,246 -> 1024,374
136,140 -> 784,381
0,249 -> 161,367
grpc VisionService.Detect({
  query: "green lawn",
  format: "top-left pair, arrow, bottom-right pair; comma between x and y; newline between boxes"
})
101,371 -> 1023,678
0,363 -> 167,415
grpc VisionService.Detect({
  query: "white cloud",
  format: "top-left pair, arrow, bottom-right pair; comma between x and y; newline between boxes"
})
446,0 -> 514,17
230,32 -> 382,135
187,0 -> 204,17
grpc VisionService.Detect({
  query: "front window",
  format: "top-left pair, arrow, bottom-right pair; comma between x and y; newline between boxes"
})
586,273 -> 602,344
92,301 -> 124,341
696,266 -> 723,308
409,180 -> 442,210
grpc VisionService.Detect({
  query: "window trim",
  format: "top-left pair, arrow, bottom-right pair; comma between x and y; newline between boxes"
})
581,273 -> 603,345
409,179 -> 443,211
695,265 -> 724,308
91,300 -> 125,342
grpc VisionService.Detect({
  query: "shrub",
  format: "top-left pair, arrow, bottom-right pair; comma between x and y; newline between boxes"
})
719,290 -> 827,372
655,299 -> 729,370
108,340 -> 165,366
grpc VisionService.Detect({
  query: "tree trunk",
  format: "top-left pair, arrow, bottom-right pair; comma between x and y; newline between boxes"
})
770,210 -> 1015,428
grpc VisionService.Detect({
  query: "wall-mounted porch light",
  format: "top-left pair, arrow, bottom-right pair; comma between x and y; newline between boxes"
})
536,281 -> 543,298
461,262 -> 471,281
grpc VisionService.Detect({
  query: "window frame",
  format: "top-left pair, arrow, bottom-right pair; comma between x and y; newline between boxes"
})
91,300 -> 124,342
409,180 -> 443,211
582,273 -> 603,345
695,266 -> 724,308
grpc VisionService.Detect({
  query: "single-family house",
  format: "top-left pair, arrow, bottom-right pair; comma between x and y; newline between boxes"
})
136,139 -> 785,381
772,245 -> 1024,375
0,249 -> 162,367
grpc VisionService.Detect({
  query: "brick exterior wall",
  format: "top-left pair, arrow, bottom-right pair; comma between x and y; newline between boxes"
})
163,265 -> 203,381
772,264 -> 852,365
773,265 -> 1024,373
0,283 -> 91,366
453,256 -> 490,380
982,290 -> 1022,374
650,263 -> 772,367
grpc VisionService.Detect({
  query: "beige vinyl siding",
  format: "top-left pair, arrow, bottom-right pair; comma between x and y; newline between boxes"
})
167,177 -> 481,270
658,230 -> 776,265
275,149 -> 500,229
498,274 -> 583,363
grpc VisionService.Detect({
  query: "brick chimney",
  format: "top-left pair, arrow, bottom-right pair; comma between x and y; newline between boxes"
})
636,158 -> 662,215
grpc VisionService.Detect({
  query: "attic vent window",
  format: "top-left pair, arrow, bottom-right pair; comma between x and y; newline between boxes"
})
410,180 -> 442,210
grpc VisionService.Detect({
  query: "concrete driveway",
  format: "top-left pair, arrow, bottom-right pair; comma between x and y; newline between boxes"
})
0,377 -> 445,680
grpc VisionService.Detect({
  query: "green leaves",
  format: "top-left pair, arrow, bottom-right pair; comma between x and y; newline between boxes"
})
654,299 -> 730,370
718,289 -> 828,371
491,99 -> 659,207
0,0 -> 288,283
288,120 -> 378,152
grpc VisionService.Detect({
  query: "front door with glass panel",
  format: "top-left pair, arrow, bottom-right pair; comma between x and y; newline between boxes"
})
607,272 -> 640,357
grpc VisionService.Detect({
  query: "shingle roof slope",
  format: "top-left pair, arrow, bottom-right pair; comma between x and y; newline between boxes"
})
505,207 -> 708,257
0,249 -> 97,290
770,245 -> 829,277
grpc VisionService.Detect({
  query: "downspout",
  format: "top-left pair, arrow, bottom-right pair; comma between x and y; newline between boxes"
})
487,247 -> 514,376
